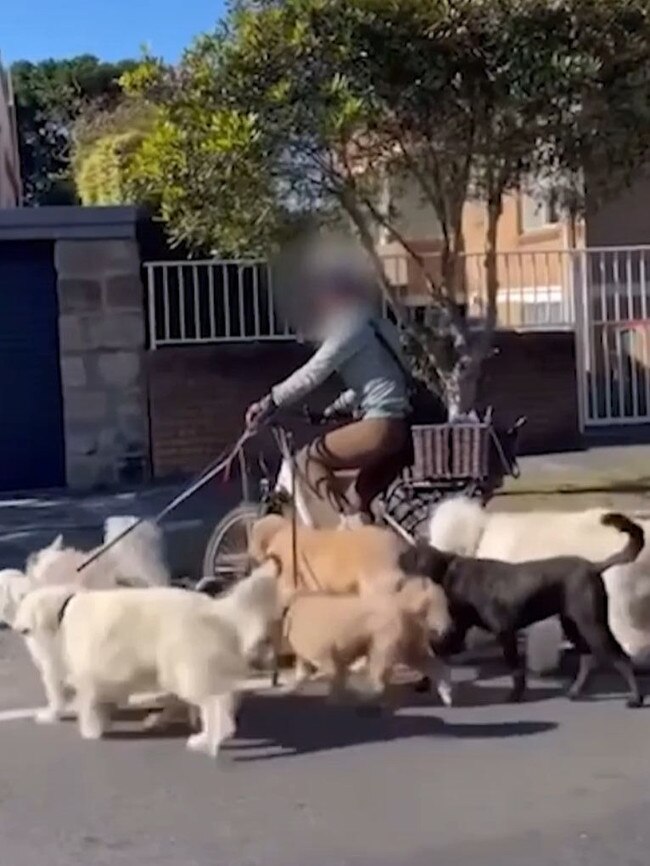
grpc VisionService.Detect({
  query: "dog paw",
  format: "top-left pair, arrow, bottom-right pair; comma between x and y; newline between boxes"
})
79,726 -> 104,740
186,733 -> 219,757
35,707 -> 63,725
438,683 -> 454,707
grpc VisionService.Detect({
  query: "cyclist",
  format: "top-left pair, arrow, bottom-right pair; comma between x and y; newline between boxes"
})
244,250 -> 414,527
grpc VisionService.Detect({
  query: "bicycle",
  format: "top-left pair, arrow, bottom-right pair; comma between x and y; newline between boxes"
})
199,409 -> 525,589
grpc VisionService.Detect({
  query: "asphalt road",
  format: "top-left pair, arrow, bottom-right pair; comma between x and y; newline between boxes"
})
2,629 -> 650,866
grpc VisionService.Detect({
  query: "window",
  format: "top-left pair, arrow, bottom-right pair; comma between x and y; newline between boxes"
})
520,185 -> 560,233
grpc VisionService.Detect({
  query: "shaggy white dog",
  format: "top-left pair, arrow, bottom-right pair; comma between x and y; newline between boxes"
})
0,569 -> 32,628
0,517 -> 170,628
428,497 -> 650,671
13,560 -> 280,758
26,516 -> 170,589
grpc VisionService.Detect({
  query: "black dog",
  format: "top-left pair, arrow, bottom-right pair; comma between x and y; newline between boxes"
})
399,513 -> 645,707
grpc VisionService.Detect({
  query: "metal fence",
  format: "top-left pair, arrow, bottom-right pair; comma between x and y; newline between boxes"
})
145,259 -> 292,348
145,246 -> 650,426
145,250 -> 576,348
573,246 -> 650,425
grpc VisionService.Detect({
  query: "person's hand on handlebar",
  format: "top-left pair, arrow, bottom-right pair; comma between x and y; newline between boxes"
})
245,394 -> 276,429
302,405 -> 327,426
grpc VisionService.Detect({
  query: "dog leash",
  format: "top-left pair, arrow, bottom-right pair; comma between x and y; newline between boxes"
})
76,428 -> 255,575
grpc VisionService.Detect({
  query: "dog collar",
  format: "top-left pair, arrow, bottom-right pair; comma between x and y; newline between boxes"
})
56,594 -> 76,627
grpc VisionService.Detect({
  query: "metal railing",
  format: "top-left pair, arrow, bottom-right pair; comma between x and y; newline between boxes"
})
379,250 -> 575,331
145,246 -> 650,426
146,250 -> 577,348
573,245 -> 650,425
146,259 -> 293,349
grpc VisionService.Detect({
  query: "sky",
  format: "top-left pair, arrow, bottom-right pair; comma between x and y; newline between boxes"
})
3,0 -> 227,65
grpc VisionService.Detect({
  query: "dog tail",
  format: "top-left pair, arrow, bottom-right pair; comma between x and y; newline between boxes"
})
428,496 -> 486,556
103,516 -> 171,587
598,513 -> 645,570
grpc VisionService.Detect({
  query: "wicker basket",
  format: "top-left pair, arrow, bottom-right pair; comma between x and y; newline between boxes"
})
410,423 -> 491,481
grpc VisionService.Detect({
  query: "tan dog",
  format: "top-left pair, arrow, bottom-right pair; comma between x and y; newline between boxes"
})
282,576 -> 453,707
249,515 -> 409,600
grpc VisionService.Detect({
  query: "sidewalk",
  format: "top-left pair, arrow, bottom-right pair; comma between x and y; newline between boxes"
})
496,443 -> 650,513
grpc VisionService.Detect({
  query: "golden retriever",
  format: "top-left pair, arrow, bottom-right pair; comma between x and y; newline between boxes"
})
283,576 -> 453,707
249,515 -> 409,600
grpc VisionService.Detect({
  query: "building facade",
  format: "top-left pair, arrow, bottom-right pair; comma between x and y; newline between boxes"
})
0,56 -> 21,207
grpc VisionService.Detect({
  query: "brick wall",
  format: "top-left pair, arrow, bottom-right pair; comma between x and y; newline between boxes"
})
147,343 -> 339,477
147,331 -> 581,478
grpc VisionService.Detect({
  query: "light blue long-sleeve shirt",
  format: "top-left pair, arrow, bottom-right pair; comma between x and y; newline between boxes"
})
271,310 -> 410,419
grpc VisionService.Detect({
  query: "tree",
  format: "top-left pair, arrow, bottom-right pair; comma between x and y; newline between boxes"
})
72,100 -> 156,205
126,0 -> 650,414
11,55 -> 138,204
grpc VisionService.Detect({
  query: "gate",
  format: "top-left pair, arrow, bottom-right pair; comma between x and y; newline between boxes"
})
0,241 -> 65,490
575,247 -> 650,427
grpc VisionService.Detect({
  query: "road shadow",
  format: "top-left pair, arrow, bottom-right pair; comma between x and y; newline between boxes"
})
452,681 -> 564,707
457,649 -> 650,705
226,692 -> 557,761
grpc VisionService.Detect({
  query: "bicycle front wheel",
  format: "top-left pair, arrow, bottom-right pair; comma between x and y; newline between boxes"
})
201,502 -> 260,587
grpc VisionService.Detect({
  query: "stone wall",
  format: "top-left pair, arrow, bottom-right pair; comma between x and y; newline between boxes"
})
55,239 -> 149,488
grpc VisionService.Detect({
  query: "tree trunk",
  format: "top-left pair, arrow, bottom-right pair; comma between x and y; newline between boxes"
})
444,356 -> 481,420
444,194 -> 502,420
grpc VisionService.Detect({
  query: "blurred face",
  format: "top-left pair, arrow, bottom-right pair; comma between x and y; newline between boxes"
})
305,274 -> 370,338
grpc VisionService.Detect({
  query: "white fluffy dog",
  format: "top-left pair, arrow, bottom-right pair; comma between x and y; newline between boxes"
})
0,517 -> 170,628
429,497 -> 650,671
0,569 -> 32,628
13,560 -> 280,757
26,516 -> 170,590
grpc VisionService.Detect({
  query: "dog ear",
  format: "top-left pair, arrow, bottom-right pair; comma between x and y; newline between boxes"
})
399,544 -> 439,579
48,534 -> 64,552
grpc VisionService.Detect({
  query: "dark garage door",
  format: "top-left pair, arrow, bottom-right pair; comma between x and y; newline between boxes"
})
0,241 -> 65,490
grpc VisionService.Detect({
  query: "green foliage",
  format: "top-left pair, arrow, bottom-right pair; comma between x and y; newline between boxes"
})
74,130 -> 143,206
127,0 -> 650,253
124,0 -> 650,408
11,55 -> 138,204
71,99 -> 157,206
